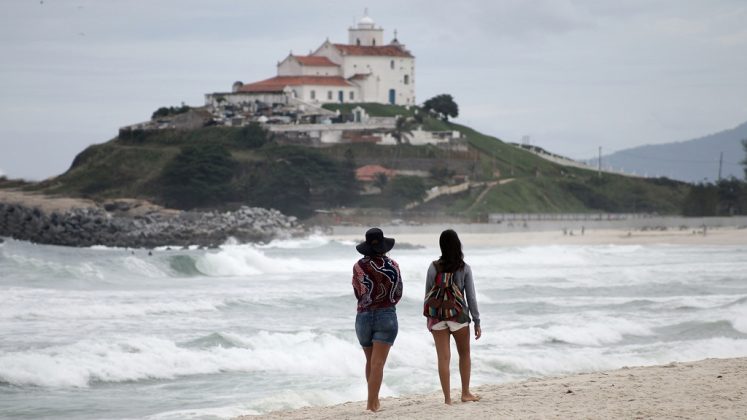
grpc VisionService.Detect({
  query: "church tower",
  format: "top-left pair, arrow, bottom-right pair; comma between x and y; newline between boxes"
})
348,9 -> 384,46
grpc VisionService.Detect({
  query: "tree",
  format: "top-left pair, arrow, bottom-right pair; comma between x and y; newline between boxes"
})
423,94 -> 459,121
682,183 -> 718,216
742,139 -> 747,180
161,143 -> 237,209
391,116 -> 416,144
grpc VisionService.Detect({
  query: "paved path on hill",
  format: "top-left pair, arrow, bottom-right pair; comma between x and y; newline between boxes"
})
465,178 -> 514,213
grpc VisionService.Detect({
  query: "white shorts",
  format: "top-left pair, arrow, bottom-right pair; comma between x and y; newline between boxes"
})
430,320 -> 469,332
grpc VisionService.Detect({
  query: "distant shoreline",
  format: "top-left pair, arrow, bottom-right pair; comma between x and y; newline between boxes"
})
237,357 -> 747,419
329,219 -> 747,247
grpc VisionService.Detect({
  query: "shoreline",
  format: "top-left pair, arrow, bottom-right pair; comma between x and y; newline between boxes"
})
331,225 -> 747,247
238,357 -> 747,419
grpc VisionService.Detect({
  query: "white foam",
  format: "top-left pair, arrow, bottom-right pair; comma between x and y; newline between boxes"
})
194,244 -> 350,277
0,331 -> 362,388
0,289 -> 225,320
256,233 -> 331,249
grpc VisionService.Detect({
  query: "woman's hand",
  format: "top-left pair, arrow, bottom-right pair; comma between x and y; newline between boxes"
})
474,325 -> 482,340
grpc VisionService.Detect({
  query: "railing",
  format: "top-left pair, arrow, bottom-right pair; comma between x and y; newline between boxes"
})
488,213 -> 657,222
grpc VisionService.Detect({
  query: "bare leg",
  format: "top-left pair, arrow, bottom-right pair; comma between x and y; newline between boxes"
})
431,328 -> 452,404
362,346 -> 373,382
367,341 -> 391,412
453,326 -> 480,402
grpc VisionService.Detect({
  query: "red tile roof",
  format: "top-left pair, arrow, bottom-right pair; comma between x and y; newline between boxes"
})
239,76 -> 352,93
356,165 -> 396,181
333,44 -> 413,58
293,55 -> 339,67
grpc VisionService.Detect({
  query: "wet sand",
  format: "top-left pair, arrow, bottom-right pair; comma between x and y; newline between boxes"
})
237,357 -> 747,419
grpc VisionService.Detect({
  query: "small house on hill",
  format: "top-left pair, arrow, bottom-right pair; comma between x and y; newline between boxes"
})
355,165 -> 396,182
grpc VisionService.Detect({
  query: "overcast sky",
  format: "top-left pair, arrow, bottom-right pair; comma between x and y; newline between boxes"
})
1,0 -> 746,180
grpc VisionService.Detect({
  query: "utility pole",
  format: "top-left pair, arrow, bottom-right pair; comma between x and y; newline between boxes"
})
598,146 -> 602,179
718,151 -> 723,181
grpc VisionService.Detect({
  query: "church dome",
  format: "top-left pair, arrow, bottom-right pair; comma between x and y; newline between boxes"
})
358,12 -> 375,29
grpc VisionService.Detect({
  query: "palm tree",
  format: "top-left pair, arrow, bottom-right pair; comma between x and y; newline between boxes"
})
391,115 -> 416,145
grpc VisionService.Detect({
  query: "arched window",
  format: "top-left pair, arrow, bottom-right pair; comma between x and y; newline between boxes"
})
327,90 -> 333,100
356,38 -> 361,46
404,75 -> 409,85
310,90 -> 316,100
349,91 -> 355,100
390,60 -> 394,69
372,39 -> 376,46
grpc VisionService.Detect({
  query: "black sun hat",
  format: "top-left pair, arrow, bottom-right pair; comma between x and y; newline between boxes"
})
356,227 -> 395,256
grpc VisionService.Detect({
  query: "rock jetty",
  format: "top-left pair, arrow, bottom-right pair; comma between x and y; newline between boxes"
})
0,196 -> 302,248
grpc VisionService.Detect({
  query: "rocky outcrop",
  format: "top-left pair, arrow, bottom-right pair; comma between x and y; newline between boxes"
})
0,201 -> 301,248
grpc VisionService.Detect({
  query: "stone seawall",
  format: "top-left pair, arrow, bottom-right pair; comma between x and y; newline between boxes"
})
0,201 -> 302,248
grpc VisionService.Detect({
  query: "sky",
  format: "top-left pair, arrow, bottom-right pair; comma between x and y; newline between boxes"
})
1,0 -> 746,180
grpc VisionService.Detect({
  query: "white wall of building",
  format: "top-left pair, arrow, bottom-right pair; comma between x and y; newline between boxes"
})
341,56 -> 415,104
295,84 -> 358,104
348,27 -> 384,46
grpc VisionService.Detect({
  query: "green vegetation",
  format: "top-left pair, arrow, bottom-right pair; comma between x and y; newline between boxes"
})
682,178 -> 747,216
24,103 -> 719,219
161,143 -> 236,209
152,105 -> 191,120
242,146 -> 359,217
423,94 -> 459,121
382,176 -> 427,209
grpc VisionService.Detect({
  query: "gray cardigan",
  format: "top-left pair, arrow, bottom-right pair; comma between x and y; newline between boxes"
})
425,262 -> 481,327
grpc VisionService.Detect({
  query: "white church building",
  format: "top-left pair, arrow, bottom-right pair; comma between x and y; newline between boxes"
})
225,12 -> 415,106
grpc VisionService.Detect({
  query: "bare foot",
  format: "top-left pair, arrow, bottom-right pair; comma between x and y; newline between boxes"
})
444,397 -> 452,405
367,399 -> 381,412
461,393 -> 481,402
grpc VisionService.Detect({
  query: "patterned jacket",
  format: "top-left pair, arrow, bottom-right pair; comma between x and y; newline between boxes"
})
352,256 -> 403,313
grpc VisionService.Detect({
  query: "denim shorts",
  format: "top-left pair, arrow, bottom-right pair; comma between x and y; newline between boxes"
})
355,307 -> 398,347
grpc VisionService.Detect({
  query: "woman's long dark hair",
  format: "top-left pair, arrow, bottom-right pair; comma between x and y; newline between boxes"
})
437,229 -> 464,272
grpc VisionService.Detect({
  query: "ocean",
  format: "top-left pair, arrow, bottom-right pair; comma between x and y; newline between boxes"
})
1,235 -> 746,419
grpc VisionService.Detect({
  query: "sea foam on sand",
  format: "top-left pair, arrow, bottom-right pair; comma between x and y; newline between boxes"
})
237,357 -> 747,419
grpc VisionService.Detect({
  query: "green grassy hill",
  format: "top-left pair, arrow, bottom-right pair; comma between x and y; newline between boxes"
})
26,104 -> 691,219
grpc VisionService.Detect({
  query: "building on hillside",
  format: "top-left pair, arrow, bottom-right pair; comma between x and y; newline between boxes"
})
206,10 -> 415,111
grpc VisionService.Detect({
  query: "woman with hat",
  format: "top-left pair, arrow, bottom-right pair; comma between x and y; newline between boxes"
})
352,227 -> 403,412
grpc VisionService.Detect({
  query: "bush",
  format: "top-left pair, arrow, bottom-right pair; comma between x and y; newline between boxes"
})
152,105 -> 191,120
236,145 -> 360,218
161,143 -> 237,209
234,123 -> 270,149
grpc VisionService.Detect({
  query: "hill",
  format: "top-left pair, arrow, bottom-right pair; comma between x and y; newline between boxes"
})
588,121 -> 747,183
18,104 -> 693,220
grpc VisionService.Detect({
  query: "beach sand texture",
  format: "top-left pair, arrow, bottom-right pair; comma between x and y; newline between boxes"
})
239,357 -> 747,419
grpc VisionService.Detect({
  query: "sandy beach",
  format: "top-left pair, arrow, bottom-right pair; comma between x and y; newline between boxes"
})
331,226 -> 747,247
238,357 -> 747,419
